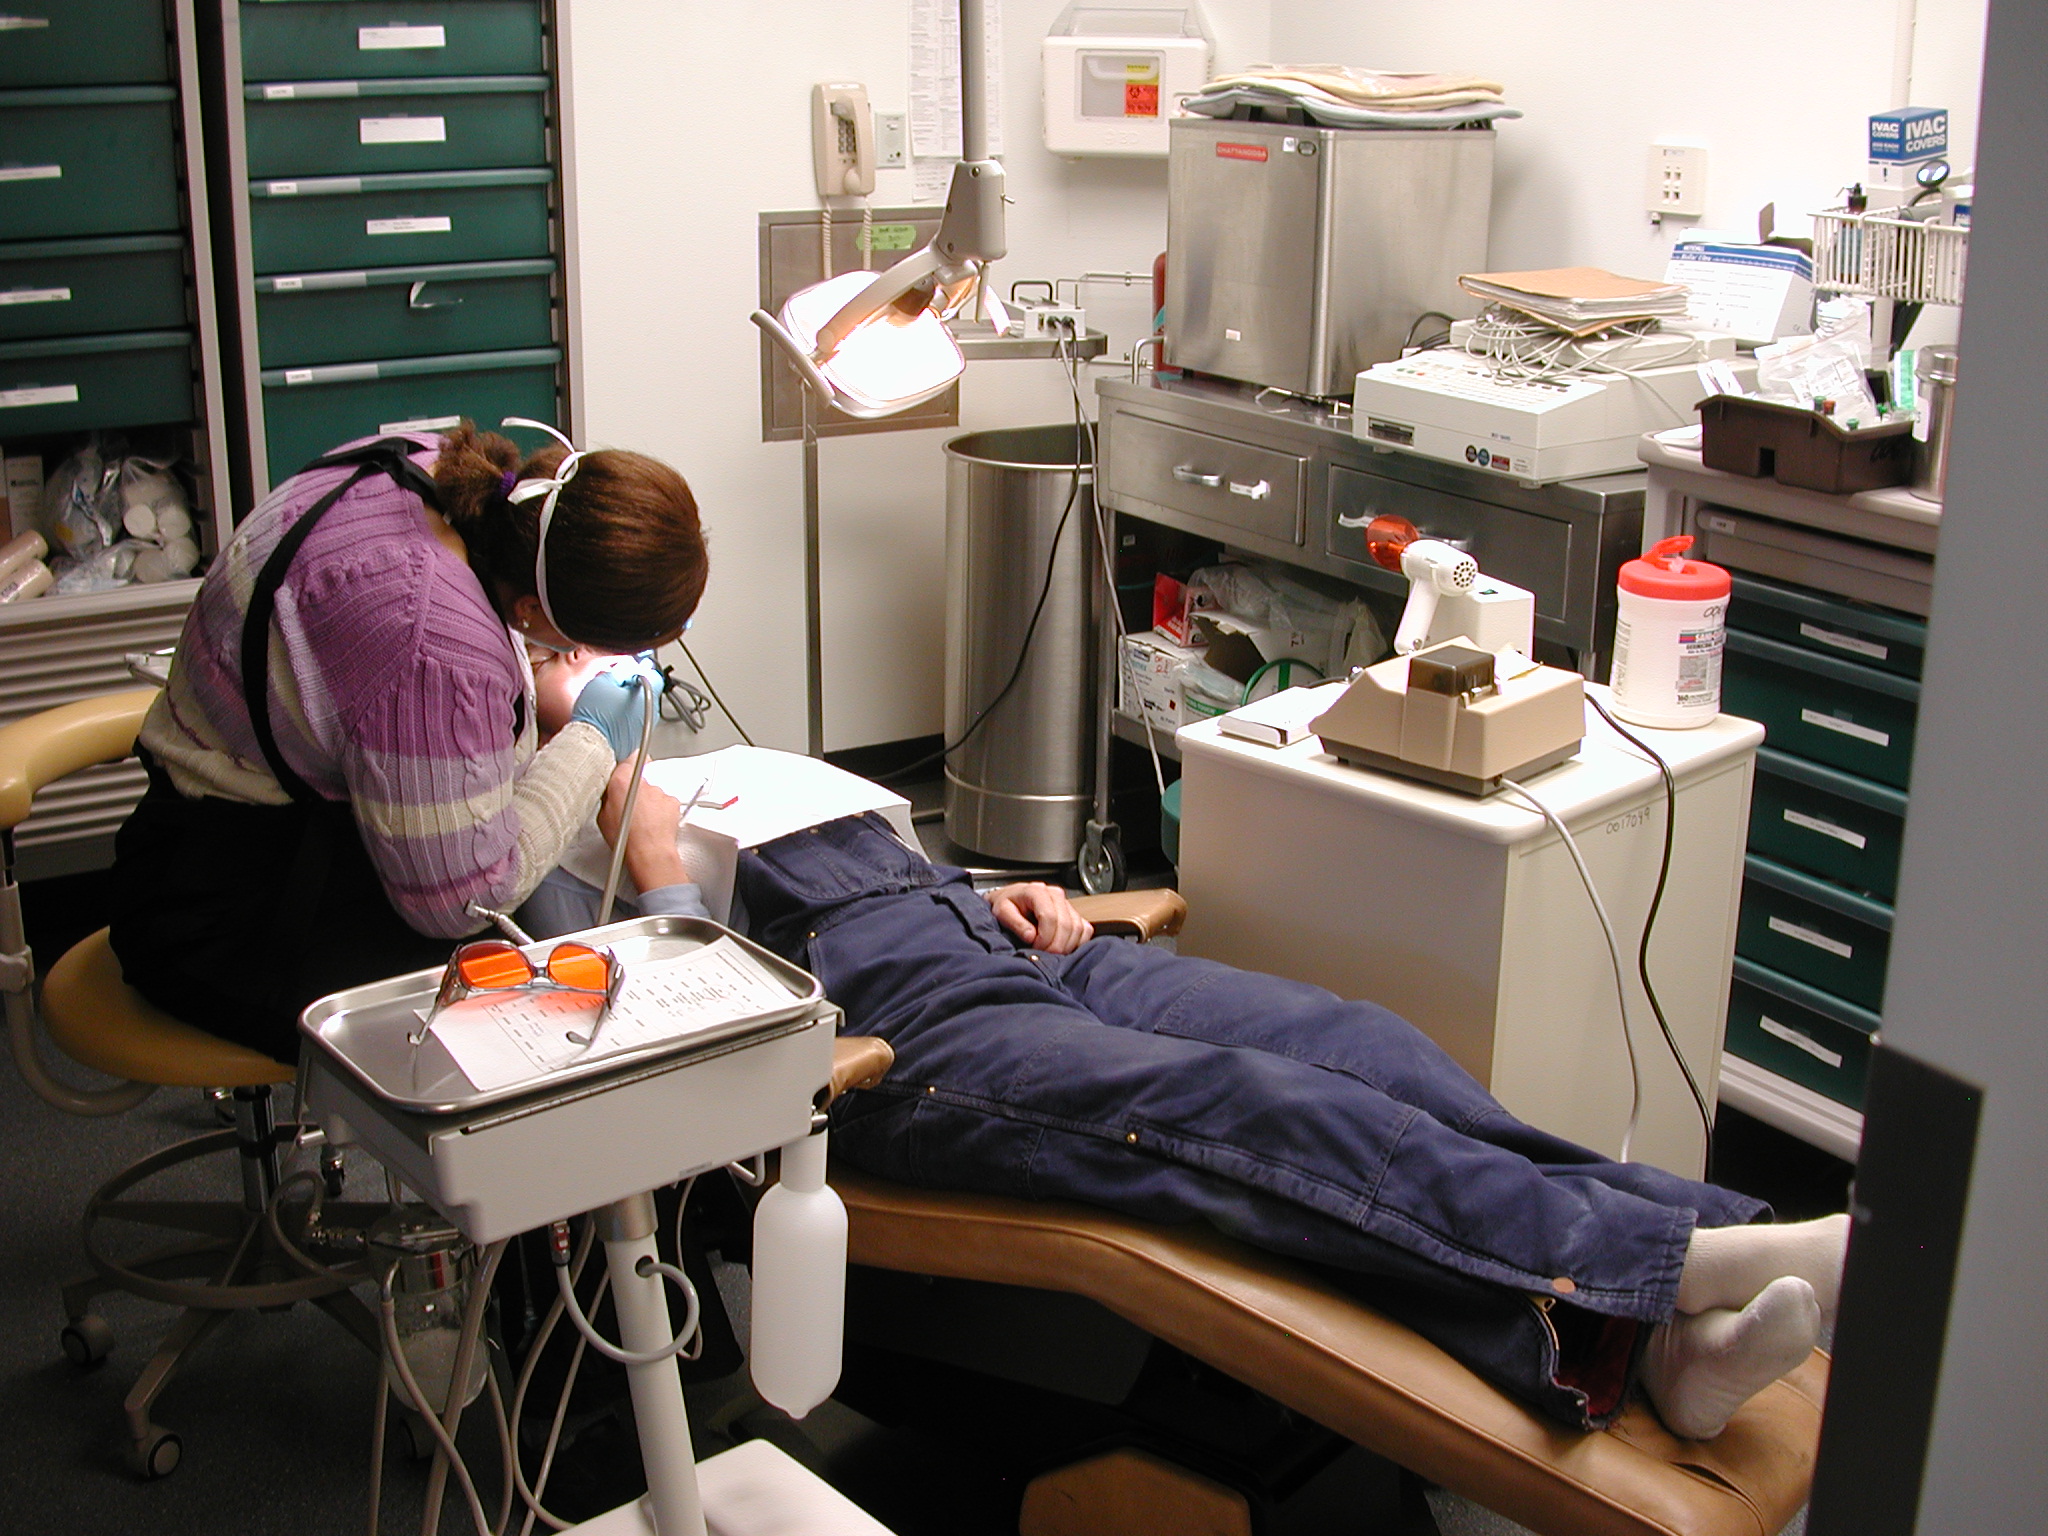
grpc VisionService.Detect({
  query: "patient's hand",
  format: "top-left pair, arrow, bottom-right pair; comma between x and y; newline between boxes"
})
598,765 -> 690,893
987,882 -> 1094,955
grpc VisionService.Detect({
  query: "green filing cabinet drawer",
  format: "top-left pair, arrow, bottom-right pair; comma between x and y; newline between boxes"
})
1724,628 -> 1920,789
0,234 -> 187,341
0,86 -> 180,239
1749,747 -> 1908,901
243,76 -> 548,178
247,169 -> 552,274
1726,958 -> 1880,1112
259,345 -> 558,485
1728,572 -> 1927,681
240,2 -> 544,82
0,0 -> 169,86
0,328 -> 192,433
255,258 -> 553,367
1737,854 -> 1893,1012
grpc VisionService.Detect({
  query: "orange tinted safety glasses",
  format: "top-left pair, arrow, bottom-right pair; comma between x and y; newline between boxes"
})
411,939 -> 626,1046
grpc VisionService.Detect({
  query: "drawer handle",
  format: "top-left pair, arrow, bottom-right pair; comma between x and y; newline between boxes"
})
1228,479 -> 1270,501
1172,465 -> 1223,488
408,280 -> 464,312
1335,511 -> 1373,528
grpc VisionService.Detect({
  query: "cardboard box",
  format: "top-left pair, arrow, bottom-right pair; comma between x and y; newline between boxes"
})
1117,630 -> 1202,733
4,455 -> 43,542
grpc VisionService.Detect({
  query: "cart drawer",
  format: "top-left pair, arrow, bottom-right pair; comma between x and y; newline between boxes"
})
1102,411 -> 1305,545
0,85 -> 180,239
1727,572 -> 1925,681
247,168 -> 552,273
243,76 -> 549,178
259,345 -> 558,485
0,0 -> 169,86
1723,628 -> 1919,789
255,258 -> 553,367
1748,747 -> 1907,901
0,328 -> 191,433
0,233 -> 188,342
1726,958 -> 1879,1111
1737,854 -> 1893,1012
239,1 -> 545,83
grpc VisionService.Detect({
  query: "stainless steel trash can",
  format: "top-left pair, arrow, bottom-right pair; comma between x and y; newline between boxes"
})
943,425 -> 1095,863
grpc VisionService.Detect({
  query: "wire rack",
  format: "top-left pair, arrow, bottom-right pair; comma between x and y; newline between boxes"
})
1811,206 -> 1969,306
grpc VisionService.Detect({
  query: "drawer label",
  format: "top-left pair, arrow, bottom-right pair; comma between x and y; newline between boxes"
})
1782,808 -> 1868,849
380,414 -> 463,435
267,182 -> 300,196
367,216 -> 452,236
359,24 -> 446,50
271,276 -> 304,291
0,164 -> 61,183
283,369 -> 314,385
0,19 -> 56,31
0,383 -> 78,409
1758,1014 -> 1844,1069
1799,621 -> 1889,660
263,84 -> 297,100
0,286 -> 68,306
1801,707 -> 1891,747
361,115 -> 448,145
1768,915 -> 1854,959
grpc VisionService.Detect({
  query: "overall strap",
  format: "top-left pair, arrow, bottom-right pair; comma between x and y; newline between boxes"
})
239,439 -> 443,804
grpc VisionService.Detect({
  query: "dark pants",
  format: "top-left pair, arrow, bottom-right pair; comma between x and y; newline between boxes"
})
736,814 -> 1766,1427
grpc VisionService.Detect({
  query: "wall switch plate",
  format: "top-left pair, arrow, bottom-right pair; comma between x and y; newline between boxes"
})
876,112 -> 908,170
1648,143 -> 1708,217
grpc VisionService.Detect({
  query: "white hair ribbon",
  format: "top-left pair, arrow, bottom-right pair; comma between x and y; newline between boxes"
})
501,417 -> 586,640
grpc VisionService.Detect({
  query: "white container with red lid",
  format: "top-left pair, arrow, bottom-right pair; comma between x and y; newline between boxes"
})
1609,536 -> 1731,729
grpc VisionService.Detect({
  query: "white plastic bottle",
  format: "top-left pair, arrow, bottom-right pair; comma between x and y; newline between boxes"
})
748,1128 -> 848,1418
1610,535 -> 1731,729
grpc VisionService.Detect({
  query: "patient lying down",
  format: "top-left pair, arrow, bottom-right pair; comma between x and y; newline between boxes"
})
524,647 -> 1845,1442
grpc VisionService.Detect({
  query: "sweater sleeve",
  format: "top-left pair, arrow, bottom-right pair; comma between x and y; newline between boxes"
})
338,639 -> 614,939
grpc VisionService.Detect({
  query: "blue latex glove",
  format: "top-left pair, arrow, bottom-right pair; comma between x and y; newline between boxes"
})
569,664 -> 655,761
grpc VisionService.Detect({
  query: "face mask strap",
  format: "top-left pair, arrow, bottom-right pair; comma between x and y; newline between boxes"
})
501,416 -> 587,641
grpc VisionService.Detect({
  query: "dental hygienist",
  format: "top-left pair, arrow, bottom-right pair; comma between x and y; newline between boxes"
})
108,420 -> 706,1063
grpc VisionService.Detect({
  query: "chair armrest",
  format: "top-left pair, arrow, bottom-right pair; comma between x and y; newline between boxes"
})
828,1035 -> 894,1105
0,689 -> 159,832
1071,889 -> 1188,942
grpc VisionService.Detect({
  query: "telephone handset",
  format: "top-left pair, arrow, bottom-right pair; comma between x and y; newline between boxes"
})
812,83 -> 876,198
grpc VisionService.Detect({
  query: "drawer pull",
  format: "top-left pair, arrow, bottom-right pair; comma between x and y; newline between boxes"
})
0,164 -> 61,184
1757,1014 -> 1844,1069
0,287 -> 68,307
1228,479 -> 1271,501
408,281 -> 463,312
1782,808 -> 1868,850
1800,708 -> 1890,748
1,383 -> 78,409
1334,511 -> 1374,528
359,24 -> 446,51
1767,915 -> 1853,959
1172,465 -> 1222,488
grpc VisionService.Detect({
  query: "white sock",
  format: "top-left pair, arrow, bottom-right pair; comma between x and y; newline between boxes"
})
1640,1276 -> 1821,1440
1676,1212 -> 1849,1325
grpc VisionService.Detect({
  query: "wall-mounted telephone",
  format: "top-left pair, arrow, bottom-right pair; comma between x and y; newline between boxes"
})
812,83 -> 876,198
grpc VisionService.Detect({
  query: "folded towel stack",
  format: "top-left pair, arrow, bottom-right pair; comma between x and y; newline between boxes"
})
1182,66 -> 1520,129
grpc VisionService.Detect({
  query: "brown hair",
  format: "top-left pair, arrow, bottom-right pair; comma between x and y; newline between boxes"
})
434,421 -> 707,652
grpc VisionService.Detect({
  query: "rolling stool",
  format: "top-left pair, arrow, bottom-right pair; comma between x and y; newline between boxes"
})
0,690 -> 378,1477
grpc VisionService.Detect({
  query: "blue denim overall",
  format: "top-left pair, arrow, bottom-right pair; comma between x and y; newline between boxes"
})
735,814 -> 1766,1426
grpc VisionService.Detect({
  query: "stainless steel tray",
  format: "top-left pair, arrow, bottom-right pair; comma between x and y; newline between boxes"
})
299,915 -> 826,1115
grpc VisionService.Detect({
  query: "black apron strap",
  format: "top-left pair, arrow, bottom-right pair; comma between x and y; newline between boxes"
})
240,438 -> 444,804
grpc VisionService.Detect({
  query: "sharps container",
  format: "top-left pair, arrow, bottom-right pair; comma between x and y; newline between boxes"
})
1912,344 -> 1959,501
1610,536 -> 1731,729
943,426 -> 1096,863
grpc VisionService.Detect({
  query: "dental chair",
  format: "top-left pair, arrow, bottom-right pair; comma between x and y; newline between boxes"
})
825,890 -> 1828,1536
0,689 -> 377,1479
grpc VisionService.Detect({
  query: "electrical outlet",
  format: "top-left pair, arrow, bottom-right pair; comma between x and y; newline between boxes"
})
1647,143 -> 1708,217
876,111 -> 908,170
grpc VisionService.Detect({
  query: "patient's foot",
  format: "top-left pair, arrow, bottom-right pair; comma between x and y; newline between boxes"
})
1677,1212 -> 1849,1324
1640,1276 -> 1822,1440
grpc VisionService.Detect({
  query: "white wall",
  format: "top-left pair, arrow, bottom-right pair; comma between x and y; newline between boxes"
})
561,1 -> 1271,754
1272,0 -> 1986,346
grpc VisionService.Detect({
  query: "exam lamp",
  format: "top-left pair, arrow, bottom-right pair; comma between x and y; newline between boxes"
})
751,0 -> 1005,753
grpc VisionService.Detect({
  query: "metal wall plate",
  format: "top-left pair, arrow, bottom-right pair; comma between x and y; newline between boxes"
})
757,206 -> 959,443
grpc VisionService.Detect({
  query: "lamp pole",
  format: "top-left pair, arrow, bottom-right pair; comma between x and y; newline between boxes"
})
801,384 -> 825,758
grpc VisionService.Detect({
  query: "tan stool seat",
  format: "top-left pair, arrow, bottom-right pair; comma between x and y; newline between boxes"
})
835,1165 -> 1825,1536
41,929 -> 289,1089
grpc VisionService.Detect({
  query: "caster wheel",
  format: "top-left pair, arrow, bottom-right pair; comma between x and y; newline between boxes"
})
59,1314 -> 114,1368
130,1425 -> 181,1480
1077,827 -> 1126,895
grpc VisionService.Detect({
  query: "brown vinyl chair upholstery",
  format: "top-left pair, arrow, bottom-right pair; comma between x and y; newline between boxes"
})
825,889 -> 1825,1536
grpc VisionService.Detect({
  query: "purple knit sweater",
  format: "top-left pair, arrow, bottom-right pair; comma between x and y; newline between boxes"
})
141,435 -> 613,939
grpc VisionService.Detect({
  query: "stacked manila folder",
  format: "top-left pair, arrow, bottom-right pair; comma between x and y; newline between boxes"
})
1459,268 -> 1690,334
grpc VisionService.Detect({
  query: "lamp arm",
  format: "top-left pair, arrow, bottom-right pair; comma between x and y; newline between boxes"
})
807,244 -> 946,359
749,309 -> 902,422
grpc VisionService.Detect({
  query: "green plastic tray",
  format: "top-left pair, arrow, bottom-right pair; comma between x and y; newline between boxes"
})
243,75 -> 548,178
0,0 -> 169,87
246,167 -> 553,273
239,1 -> 545,83
0,327 -> 192,432
0,85 -> 181,238
0,233 -> 188,342
254,258 -> 554,367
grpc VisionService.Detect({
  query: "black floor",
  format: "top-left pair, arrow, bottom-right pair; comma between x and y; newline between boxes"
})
2,789 -> 1850,1536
